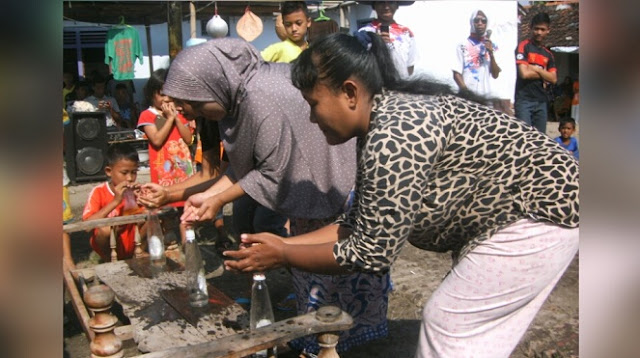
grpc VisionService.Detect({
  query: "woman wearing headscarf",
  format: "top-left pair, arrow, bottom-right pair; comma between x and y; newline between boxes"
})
149,38 -> 392,356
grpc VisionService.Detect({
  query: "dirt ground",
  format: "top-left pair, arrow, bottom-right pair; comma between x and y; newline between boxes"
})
63,124 -> 578,358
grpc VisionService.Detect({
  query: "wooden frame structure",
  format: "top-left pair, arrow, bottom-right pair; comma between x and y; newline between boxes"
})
63,215 -> 353,357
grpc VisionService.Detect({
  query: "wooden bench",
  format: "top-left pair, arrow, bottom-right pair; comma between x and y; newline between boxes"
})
63,213 -> 353,357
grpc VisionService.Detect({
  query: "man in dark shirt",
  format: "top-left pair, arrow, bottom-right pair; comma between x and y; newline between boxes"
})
514,12 -> 557,133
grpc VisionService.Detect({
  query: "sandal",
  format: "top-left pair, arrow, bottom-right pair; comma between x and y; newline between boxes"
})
276,293 -> 297,312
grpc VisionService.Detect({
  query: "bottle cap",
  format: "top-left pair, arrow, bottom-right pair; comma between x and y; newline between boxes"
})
253,273 -> 266,281
185,228 -> 196,242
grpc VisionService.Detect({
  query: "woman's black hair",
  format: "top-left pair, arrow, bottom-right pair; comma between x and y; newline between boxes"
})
291,32 -> 488,104
143,68 -> 168,107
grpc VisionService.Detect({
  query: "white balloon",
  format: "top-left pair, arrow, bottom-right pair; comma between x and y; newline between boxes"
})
206,15 -> 228,38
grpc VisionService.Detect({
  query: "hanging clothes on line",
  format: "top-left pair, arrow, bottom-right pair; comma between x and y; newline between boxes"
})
105,16 -> 143,81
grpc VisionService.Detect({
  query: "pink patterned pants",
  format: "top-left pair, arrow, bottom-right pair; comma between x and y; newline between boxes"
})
417,219 -> 579,358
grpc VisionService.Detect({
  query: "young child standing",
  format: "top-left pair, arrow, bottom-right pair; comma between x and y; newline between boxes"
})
138,68 -> 195,246
81,143 -> 146,262
85,75 -> 123,130
137,68 -> 194,203
555,117 -> 579,160
114,83 -> 139,129
261,1 -> 311,63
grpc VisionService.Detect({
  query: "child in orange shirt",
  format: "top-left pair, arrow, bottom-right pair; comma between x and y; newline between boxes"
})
82,143 -> 146,261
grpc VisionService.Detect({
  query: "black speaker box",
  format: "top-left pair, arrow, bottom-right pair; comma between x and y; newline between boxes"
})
64,112 -> 108,184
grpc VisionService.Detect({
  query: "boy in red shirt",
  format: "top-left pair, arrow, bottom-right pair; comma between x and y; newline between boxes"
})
82,143 -> 146,261
514,12 -> 557,133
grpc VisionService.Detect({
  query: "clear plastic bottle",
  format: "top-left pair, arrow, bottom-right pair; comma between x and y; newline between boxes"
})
146,209 -> 166,268
250,273 -> 277,358
184,226 -> 209,308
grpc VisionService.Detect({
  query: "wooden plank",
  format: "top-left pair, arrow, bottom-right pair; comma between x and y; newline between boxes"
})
115,324 -> 134,341
70,267 -> 96,282
167,1 -> 183,60
63,213 -> 147,233
130,308 -> 353,358
63,261 -> 95,341
94,259 -> 247,353
63,207 -> 178,233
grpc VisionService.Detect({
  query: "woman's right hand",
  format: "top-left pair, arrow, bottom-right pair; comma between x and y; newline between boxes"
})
223,233 -> 287,273
182,192 -> 211,216
181,192 -> 218,222
138,183 -> 169,208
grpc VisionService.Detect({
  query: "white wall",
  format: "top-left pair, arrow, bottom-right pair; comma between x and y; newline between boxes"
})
296,1 -> 519,102
393,0 -> 518,101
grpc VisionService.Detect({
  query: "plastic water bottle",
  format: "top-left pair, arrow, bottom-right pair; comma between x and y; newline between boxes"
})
184,226 -> 208,308
250,273 -> 277,357
147,210 -> 166,268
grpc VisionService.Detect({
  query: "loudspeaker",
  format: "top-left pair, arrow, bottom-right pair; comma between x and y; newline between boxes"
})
64,112 -> 108,184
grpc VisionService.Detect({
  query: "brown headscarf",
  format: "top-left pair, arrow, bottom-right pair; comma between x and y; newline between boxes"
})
163,38 -> 356,219
163,38 -> 261,118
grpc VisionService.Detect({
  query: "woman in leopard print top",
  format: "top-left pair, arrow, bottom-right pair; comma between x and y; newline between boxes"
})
224,33 -> 579,358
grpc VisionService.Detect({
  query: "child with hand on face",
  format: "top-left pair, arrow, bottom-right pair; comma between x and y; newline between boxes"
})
81,143 -> 147,262
137,68 -> 195,246
137,68 -> 194,196
554,117 -> 579,160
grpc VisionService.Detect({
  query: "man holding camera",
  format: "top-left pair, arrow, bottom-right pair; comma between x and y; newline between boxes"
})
358,1 -> 417,78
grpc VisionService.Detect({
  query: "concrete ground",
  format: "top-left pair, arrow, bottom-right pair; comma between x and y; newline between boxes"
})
63,123 -> 578,358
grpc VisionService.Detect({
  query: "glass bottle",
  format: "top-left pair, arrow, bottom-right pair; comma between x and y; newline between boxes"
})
184,226 -> 209,308
250,273 -> 277,358
146,209 -> 166,267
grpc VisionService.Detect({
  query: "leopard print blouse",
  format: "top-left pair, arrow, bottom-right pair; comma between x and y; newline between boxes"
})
333,91 -> 579,273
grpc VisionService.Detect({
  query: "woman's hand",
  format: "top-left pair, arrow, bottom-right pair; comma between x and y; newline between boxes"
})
137,183 -> 169,208
223,233 -> 287,273
181,194 -> 222,223
181,192 -> 214,222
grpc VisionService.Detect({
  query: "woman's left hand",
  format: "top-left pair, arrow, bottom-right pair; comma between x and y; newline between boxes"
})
223,233 -> 286,273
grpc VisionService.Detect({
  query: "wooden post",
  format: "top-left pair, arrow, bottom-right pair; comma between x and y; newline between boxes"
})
190,1 -> 197,39
144,16 -> 154,74
84,284 -> 123,358
109,226 -> 118,262
134,225 -> 143,258
63,267 -> 95,341
167,1 -> 183,61
316,306 -> 343,358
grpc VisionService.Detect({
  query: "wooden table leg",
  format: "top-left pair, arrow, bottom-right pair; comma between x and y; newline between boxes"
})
110,226 -> 118,262
316,306 -> 342,358
134,225 -> 144,258
84,284 -> 123,358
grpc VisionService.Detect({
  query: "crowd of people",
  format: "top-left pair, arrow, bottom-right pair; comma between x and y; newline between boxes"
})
63,2 -> 579,357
